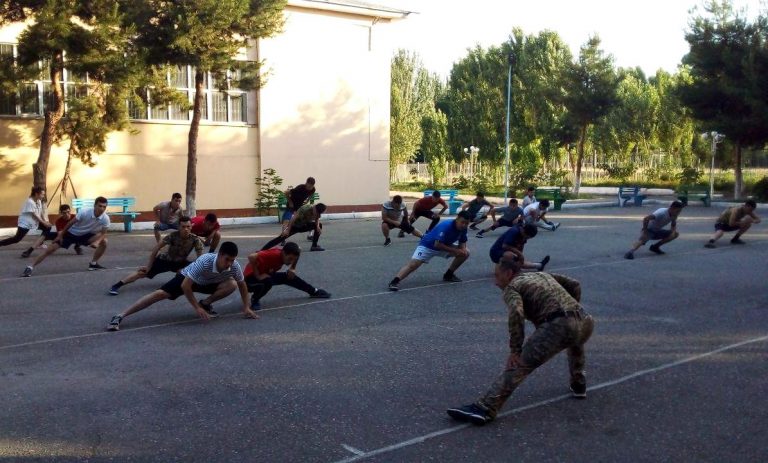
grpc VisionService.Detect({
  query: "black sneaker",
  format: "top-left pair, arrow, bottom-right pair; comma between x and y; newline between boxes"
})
624,251 -> 634,260
20,249 -> 32,258
446,404 -> 492,425
388,282 -> 399,291
475,232 -> 484,238
199,300 -> 219,318
649,244 -> 665,255
88,262 -> 107,271
539,255 -> 551,271
306,233 -> 314,241
108,286 -> 120,296
384,238 -> 392,247
570,381 -> 587,399
397,230 -> 405,238
443,273 -> 462,283
731,238 -> 746,245
107,315 -> 123,331
311,289 -> 331,298
22,266 -> 33,277
310,245 -> 325,251
553,222 -> 561,231
469,224 -> 478,230
75,245 -> 84,255
704,241 -> 716,248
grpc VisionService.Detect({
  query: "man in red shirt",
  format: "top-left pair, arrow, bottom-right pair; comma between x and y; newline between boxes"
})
191,213 -> 221,253
409,191 -> 447,233
244,242 -> 330,310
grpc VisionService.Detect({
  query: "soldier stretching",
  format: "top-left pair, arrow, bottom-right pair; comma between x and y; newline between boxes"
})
447,252 -> 594,425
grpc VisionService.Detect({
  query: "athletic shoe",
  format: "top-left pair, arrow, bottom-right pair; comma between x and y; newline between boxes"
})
397,230 -> 405,238
624,251 -> 634,260
475,232 -> 484,238
75,245 -> 83,255
306,233 -> 314,241
107,315 -> 123,331
731,238 -> 746,245
553,222 -> 561,231
108,286 -> 120,296
446,404 -> 492,425
649,244 -> 665,255
37,244 -> 48,249
22,266 -> 33,277
539,255 -> 551,271
20,249 -> 32,258
384,238 -> 392,246
199,300 -> 219,318
704,241 -> 716,249
88,262 -> 107,271
443,273 -> 462,283
310,245 -> 325,251
388,282 -> 399,291
570,381 -> 587,399
469,224 -> 478,230
311,289 -> 331,298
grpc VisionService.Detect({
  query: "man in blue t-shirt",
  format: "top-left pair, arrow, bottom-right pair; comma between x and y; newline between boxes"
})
489,223 -> 550,271
388,211 -> 472,291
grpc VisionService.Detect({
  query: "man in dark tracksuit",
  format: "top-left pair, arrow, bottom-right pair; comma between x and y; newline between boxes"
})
447,252 -> 595,425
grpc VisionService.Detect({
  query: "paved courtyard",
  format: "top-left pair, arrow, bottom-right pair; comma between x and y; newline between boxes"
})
1,204 -> 766,462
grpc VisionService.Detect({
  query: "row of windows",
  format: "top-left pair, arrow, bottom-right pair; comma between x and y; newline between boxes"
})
0,43 -> 249,124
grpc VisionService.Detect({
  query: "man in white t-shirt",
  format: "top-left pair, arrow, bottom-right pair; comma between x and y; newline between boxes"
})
523,200 -> 560,231
624,201 -> 684,259
23,196 -> 111,276
0,186 -> 52,253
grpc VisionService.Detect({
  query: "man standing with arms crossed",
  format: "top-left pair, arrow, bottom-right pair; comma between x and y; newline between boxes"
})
447,252 -> 594,425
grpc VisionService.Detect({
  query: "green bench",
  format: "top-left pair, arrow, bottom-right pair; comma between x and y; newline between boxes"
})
617,186 -> 647,207
277,191 -> 320,220
676,186 -> 711,207
423,189 -> 463,214
535,187 -> 567,211
72,197 -> 139,232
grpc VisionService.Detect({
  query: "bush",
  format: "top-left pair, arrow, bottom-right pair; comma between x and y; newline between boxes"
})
751,176 -> 768,201
254,168 -> 283,216
599,164 -> 636,183
676,167 -> 703,186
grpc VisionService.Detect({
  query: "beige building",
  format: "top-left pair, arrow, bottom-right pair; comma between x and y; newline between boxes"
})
0,1 -> 409,226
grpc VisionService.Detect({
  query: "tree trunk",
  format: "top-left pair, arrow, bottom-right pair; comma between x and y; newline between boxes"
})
573,124 -> 587,196
733,143 -> 743,199
186,70 -> 205,216
33,51 -> 65,190
61,139 -> 76,202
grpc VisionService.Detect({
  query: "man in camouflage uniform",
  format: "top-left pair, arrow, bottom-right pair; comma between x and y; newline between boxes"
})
447,252 -> 594,426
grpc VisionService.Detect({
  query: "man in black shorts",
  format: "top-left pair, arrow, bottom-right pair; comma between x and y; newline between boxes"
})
476,198 -> 523,238
381,195 -> 423,246
704,200 -> 761,247
108,216 -> 204,295
489,223 -> 550,271
263,203 -> 326,251
107,241 -> 257,331
409,191 -> 447,233
461,192 -> 495,230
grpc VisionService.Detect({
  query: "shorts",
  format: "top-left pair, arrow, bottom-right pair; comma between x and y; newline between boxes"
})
644,229 -> 673,241
146,258 -> 189,279
496,218 -> 517,228
154,222 -> 179,231
384,219 -> 415,234
159,273 -> 222,300
714,222 -> 739,232
472,211 -> 488,221
59,232 -> 95,249
281,210 -> 294,222
411,245 -> 450,263
413,210 -> 437,221
490,248 -> 503,264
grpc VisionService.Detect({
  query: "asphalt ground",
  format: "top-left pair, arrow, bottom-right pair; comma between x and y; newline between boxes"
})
1,205 -> 766,462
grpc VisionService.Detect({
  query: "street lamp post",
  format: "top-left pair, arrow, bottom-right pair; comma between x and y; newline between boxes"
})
704,131 -> 725,199
463,145 -> 479,178
504,50 -> 515,202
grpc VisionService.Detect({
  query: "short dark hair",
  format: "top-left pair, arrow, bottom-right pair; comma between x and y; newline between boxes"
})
527,186 -> 535,192
745,199 -> 757,208
172,192 -> 182,200
306,177 -> 316,185
219,241 -> 238,256
476,191 -> 485,197
205,213 -> 217,222
456,210 -> 472,221
522,223 -> 538,237
670,200 -> 684,209
393,195 -> 403,203
539,199 -> 550,209
179,215 -> 191,223
510,198 -> 518,205
498,252 -> 523,273
282,242 -> 301,256
30,186 -> 44,196
59,204 -> 71,213
431,190 -> 441,198
315,203 -> 327,214
94,196 -> 108,206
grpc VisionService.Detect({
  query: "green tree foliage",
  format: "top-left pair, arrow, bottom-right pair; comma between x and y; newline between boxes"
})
390,49 -> 441,175
420,108 -> 449,186
560,36 -> 620,194
678,0 -> 768,197
652,69 -> 696,166
124,0 -> 286,214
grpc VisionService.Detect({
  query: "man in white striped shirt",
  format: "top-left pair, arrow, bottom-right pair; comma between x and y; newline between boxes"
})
107,241 -> 257,331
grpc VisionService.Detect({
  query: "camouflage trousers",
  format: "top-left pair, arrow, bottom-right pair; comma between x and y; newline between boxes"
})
478,313 -> 595,417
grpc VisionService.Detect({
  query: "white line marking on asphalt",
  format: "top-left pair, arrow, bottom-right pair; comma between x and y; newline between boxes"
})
330,333 -> 768,463
341,444 -> 365,456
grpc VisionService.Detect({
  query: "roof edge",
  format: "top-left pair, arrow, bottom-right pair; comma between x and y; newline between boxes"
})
287,0 -> 412,20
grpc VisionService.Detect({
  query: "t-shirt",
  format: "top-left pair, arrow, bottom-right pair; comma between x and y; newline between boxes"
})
413,196 -> 447,213
243,248 -> 285,278
647,208 -> 675,231
18,198 -> 44,229
158,231 -> 204,262
181,252 -> 244,285
292,204 -> 317,229
521,194 -> 536,208
54,215 -> 73,232
465,198 -> 492,217
490,226 -> 525,257
288,185 -> 316,212
523,202 -> 546,220
155,201 -> 183,225
190,216 -> 220,237
67,208 -> 110,236
419,219 -> 468,250
495,206 -> 524,222
382,201 -> 406,222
